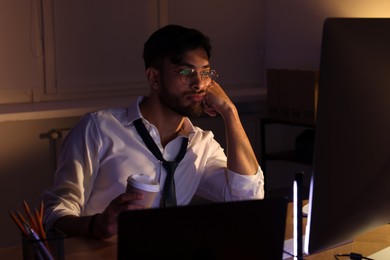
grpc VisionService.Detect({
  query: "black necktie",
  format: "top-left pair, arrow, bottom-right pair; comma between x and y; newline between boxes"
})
133,118 -> 188,207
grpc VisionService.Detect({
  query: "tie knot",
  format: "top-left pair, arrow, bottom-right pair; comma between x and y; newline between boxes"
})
163,161 -> 179,174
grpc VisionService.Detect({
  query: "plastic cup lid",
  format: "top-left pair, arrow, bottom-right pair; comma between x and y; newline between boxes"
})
127,174 -> 160,192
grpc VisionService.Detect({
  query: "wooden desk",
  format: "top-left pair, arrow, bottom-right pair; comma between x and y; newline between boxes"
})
284,201 -> 390,259
2,202 -> 390,259
0,236 -> 117,260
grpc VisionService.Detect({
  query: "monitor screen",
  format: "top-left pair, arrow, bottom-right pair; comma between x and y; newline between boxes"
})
305,18 -> 390,254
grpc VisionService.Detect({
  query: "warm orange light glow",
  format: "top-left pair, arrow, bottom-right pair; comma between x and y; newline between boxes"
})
319,1 -> 390,18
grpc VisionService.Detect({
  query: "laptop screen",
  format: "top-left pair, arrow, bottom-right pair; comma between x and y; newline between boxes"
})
118,199 -> 287,260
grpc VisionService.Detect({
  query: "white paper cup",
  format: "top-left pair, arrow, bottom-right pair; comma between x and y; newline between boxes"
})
126,174 -> 160,208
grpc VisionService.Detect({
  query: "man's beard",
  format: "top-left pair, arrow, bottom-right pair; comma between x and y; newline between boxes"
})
158,87 -> 204,118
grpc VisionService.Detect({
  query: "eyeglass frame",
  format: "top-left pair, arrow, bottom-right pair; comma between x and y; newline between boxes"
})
173,68 -> 219,85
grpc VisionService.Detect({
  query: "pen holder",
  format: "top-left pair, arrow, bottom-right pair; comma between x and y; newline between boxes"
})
22,229 -> 65,260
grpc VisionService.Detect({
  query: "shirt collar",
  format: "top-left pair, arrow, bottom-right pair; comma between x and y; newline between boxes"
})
126,96 -> 196,137
126,96 -> 145,123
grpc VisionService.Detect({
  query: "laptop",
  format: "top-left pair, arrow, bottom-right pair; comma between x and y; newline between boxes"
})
118,198 -> 288,260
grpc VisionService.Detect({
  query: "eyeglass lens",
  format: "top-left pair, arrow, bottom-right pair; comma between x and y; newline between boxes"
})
179,69 -> 218,84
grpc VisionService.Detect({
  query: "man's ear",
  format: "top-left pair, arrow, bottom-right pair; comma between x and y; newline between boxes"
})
145,67 -> 160,90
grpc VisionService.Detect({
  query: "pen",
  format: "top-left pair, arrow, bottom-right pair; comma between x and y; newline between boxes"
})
8,211 -> 28,237
23,200 -> 39,232
24,223 -> 54,260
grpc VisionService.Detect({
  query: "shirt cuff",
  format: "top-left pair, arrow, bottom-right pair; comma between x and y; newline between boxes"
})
227,166 -> 264,199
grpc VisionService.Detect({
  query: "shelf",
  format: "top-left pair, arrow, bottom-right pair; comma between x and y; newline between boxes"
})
264,150 -> 313,165
261,118 -> 315,166
261,117 -> 315,128
261,118 -> 315,198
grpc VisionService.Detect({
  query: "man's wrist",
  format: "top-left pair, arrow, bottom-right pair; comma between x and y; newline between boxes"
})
87,213 -> 100,238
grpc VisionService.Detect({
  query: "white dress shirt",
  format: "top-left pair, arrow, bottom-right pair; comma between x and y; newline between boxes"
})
43,97 -> 264,227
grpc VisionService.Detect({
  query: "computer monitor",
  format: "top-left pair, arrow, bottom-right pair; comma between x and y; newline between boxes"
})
305,18 -> 390,254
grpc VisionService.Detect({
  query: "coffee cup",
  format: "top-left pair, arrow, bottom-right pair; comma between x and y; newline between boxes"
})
126,174 -> 160,208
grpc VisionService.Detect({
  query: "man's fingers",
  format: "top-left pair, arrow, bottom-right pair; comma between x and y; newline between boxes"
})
112,192 -> 144,205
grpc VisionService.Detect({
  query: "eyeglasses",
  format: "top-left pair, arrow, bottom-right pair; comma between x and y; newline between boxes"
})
174,68 -> 218,85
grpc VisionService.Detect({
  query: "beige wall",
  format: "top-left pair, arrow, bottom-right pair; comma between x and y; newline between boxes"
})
265,0 -> 390,70
0,116 -> 80,246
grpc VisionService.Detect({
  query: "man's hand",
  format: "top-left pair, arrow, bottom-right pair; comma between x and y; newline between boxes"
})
203,81 -> 233,117
92,192 -> 145,239
54,192 -> 145,239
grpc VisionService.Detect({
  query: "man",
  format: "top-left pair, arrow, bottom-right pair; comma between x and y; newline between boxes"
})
43,24 -> 264,239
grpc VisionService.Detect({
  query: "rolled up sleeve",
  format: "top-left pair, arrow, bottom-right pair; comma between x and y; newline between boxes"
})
227,166 -> 264,200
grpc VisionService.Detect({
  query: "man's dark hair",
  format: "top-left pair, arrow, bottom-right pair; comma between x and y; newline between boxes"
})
143,24 -> 212,69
